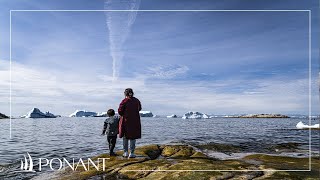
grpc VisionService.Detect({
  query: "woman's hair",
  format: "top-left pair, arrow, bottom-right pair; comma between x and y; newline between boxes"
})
124,88 -> 134,97
107,109 -> 115,117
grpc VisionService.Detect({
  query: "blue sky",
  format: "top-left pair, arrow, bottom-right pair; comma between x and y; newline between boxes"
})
0,0 -> 319,116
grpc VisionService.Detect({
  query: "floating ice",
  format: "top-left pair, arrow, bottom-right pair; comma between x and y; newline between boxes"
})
69,110 -> 97,117
139,111 -> 153,117
95,111 -> 119,117
182,111 -> 210,119
167,114 -> 178,118
296,121 -> 319,129
25,108 -> 56,118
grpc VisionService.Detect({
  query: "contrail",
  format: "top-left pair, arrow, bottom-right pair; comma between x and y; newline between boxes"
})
104,0 -> 141,81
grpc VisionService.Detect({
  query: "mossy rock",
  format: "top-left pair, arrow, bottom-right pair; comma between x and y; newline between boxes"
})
244,154 -> 311,170
194,143 -> 242,154
190,152 -> 208,158
268,142 -> 301,152
161,145 -> 195,158
51,144 -> 320,180
142,171 -> 224,180
118,159 -> 171,179
135,144 -> 161,159
56,154 -> 148,180
244,154 -> 320,179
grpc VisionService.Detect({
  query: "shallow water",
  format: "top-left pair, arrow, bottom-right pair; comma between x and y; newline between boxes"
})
0,117 -> 319,179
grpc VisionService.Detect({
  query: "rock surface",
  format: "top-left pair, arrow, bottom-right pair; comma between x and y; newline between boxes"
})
182,111 -> 210,119
69,110 -> 97,117
25,108 -> 56,118
45,144 -> 320,180
0,113 -> 9,119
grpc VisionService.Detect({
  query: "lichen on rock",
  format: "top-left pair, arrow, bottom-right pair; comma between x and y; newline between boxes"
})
49,144 -> 320,180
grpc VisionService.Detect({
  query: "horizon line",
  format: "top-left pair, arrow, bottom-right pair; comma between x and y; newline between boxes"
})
10,9 -> 311,12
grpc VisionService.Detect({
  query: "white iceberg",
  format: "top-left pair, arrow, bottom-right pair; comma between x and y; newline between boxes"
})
182,111 -> 210,119
25,108 -> 57,118
69,110 -> 97,117
95,111 -> 119,117
167,114 -> 178,118
139,111 -> 153,117
296,121 -> 319,129
95,112 -> 108,117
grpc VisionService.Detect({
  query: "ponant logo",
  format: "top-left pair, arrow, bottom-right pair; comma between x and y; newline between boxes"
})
20,152 -> 35,172
17,152 -> 110,172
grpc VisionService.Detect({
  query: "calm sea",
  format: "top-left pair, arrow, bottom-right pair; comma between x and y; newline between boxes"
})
0,117 -> 319,179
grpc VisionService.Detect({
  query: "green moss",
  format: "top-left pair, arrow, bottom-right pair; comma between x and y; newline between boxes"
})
171,147 -> 195,158
244,154 -> 320,179
244,154 -> 311,169
143,171 -> 223,180
194,143 -> 241,154
190,152 -> 208,158
119,159 -> 170,179
55,144 -> 320,180
135,145 -> 161,159
161,145 -> 196,158
161,145 -> 180,157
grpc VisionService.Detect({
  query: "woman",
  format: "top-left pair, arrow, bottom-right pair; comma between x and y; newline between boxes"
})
118,88 -> 142,158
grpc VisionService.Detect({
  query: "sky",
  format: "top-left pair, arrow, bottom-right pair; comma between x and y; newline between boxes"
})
0,0 -> 319,116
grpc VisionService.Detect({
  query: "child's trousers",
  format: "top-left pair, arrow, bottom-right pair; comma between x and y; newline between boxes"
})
107,136 -> 117,153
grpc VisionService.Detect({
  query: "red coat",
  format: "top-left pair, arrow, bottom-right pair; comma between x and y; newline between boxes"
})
118,97 -> 142,139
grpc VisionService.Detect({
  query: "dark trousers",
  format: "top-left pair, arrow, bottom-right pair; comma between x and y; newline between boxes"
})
107,136 -> 117,153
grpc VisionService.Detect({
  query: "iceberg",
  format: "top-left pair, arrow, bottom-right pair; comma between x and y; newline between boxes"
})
69,110 -> 97,117
94,112 -> 108,117
153,115 -> 160,118
95,111 -> 119,117
296,121 -> 319,129
167,114 -> 178,118
139,111 -> 153,117
182,111 -> 210,119
25,108 -> 57,118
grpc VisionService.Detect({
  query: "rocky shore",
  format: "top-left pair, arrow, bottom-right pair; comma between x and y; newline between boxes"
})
0,113 -> 9,119
37,144 -> 320,180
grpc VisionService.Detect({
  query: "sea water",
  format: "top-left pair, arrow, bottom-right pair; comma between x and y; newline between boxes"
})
0,117 -> 319,179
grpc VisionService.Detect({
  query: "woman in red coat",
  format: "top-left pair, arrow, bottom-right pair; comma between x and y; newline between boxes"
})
118,88 -> 142,158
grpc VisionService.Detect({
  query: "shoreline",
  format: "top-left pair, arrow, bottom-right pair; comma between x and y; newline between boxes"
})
32,144 -> 320,180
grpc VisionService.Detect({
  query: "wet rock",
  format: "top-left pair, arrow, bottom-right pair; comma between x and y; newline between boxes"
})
135,144 -> 161,160
0,113 -> 9,119
50,144 -> 320,180
268,142 -> 301,152
160,145 -> 195,158
194,142 -> 242,155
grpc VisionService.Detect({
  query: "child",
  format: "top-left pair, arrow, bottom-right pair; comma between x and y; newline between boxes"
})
101,109 -> 119,156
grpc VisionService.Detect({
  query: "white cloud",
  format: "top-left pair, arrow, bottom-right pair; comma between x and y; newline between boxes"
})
147,64 -> 189,79
0,60 -> 319,117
